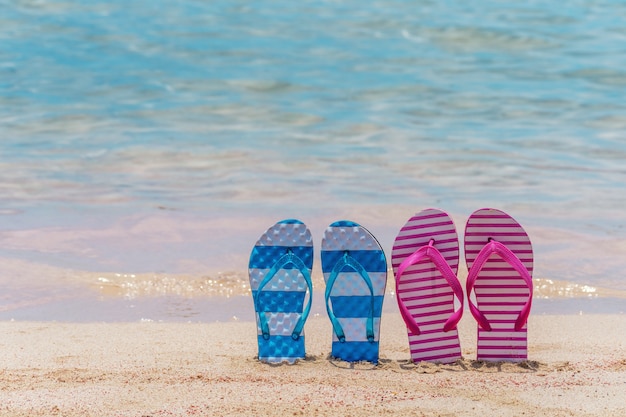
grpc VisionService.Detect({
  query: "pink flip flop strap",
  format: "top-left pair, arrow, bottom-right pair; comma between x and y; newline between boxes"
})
466,240 -> 533,332
396,243 -> 464,336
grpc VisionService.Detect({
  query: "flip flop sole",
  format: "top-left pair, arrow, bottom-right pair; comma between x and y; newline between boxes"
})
392,209 -> 462,364
321,221 -> 387,363
465,208 -> 533,362
248,219 -> 313,364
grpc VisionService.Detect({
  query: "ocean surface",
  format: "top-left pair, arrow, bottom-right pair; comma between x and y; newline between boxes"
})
1,0 -> 625,321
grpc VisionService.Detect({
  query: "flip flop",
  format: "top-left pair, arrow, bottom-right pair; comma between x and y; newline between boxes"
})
391,208 -> 464,364
248,219 -> 314,364
321,221 -> 387,363
464,208 -> 533,362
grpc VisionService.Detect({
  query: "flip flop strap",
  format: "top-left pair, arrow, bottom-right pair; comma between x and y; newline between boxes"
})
466,240 -> 533,332
325,251 -> 376,343
395,243 -> 464,336
254,249 -> 313,341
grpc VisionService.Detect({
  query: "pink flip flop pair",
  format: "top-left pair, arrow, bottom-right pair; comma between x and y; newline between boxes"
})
391,208 -> 533,363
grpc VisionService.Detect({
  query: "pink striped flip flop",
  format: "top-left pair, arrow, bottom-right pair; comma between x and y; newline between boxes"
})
464,208 -> 534,362
391,208 -> 464,364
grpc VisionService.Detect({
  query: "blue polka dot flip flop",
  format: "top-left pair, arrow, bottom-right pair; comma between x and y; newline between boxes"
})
321,221 -> 387,363
248,219 -> 314,364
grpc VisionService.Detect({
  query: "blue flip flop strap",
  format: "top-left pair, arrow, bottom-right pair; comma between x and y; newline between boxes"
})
254,249 -> 313,341
325,251 -> 376,343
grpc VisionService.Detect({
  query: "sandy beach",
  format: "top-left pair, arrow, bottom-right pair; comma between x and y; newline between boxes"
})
4,1 -> 626,416
1,313 -> 624,417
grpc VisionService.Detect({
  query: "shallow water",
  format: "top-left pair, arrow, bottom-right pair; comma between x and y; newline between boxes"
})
1,0 -> 625,320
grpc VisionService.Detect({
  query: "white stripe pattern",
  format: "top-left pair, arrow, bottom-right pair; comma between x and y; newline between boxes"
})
332,318 -> 381,342
323,272 -> 387,296
256,312 -> 304,337
322,226 -> 382,251
249,268 -> 309,291
255,222 -> 312,247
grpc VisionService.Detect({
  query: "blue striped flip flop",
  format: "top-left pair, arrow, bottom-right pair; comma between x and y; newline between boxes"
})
321,221 -> 387,363
248,219 -> 314,364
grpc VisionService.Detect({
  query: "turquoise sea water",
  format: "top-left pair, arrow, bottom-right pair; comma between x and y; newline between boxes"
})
1,0 -> 625,320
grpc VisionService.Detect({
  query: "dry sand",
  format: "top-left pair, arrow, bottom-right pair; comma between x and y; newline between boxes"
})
0,313 -> 625,416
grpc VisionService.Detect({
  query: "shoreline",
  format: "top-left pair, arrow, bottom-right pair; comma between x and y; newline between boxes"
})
1,257 -> 625,322
1,314 -> 625,416
2,210 -> 626,295
0,289 -> 624,323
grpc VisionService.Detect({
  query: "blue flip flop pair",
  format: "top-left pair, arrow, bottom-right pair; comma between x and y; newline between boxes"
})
248,219 -> 387,364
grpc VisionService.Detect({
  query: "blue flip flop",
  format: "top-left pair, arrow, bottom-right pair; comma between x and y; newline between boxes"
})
248,219 -> 314,364
321,221 -> 387,363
